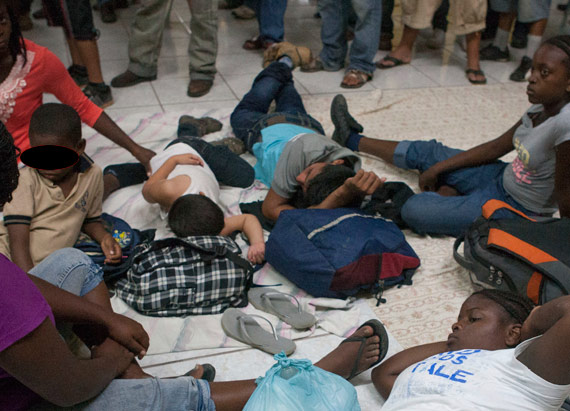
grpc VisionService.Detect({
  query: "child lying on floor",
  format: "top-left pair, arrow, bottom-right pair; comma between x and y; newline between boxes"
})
0,103 -> 121,272
141,118 -> 265,264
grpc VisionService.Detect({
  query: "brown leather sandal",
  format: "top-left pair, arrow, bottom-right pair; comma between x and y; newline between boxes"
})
340,69 -> 372,89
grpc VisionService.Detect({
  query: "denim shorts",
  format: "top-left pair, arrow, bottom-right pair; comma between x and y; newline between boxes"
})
489,0 -> 552,22
44,0 -> 98,40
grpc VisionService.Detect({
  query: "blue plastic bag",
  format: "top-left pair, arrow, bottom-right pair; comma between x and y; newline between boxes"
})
243,352 -> 361,411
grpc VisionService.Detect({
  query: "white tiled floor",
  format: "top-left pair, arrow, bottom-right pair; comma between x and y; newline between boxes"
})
24,0 -> 568,119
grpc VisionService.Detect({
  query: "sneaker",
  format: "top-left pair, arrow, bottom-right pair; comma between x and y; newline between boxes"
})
479,44 -> 510,61
426,28 -> 445,49
178,115 -> 222,137
84,83 -> 114,108
330,94 -> 363,147
263,42 -> 313,69
510,34 -> 527,49
67,65 -> 88,88
509,56 -> 532,82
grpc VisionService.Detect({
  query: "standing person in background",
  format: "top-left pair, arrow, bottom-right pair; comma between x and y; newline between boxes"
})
480,0 -> 552,82
242,0 -> 288,50
42,0 -> 115,107
111,0 -> 219,98
376,0 -> 488,85
301,0 -> 382,88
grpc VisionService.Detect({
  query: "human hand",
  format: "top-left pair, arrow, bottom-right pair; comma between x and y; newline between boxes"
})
418,166 -> 440,192
247,242 -> 265,264
171,154 -> 204,167
101,234 -> 122,264
133,146 -> 156,177
343,170 -> 385,196
105,313 -> 150,359
91,338 -> 134,377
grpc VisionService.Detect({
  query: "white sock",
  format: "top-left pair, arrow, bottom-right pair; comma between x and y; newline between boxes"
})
493,28 -> 509,51
526,34 -> 543,59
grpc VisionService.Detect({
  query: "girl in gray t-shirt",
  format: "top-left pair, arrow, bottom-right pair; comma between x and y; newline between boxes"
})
336,35 -> 570,237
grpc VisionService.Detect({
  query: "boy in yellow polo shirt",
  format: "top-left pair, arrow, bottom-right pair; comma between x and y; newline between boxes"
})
0,103 -> 121,272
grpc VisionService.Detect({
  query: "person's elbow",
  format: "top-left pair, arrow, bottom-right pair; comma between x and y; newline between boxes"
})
141,183 -> 155,204
261,199 -> 278,221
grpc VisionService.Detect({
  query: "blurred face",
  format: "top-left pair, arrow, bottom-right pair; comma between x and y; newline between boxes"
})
527,44 -> 570,106
446,294 -> 518,352
295,162 -> 328,192
29,133 -> 84,183
0,4 -> 11,55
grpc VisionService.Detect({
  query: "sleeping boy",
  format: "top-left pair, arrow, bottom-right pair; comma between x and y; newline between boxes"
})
141,122 -> 265,264
0,103 -> 121,272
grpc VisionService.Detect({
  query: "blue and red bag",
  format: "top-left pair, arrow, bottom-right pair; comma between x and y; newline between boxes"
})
265,208 -> 420,303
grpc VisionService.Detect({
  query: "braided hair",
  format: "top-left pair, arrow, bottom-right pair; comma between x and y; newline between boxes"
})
472,289 -> 534,325
0,122 -> 20,207
544,35 -> 570,76
1,0 -> 27,67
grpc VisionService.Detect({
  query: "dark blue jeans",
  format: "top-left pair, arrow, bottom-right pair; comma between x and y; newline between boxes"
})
255,0 -> 287,42
168,135 -> 254,188
230,62 -> 324,151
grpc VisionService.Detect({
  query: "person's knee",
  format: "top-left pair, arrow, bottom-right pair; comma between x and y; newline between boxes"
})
400,195 -> 429,234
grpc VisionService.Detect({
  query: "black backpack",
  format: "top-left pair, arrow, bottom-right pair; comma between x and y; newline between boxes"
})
453,200 -> 570,304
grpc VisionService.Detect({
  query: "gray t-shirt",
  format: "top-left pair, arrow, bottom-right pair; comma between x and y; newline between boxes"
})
503,103 -> 570,214
271,133 -> 361,198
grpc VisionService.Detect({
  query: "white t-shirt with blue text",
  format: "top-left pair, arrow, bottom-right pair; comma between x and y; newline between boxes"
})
381,337 -> 570,410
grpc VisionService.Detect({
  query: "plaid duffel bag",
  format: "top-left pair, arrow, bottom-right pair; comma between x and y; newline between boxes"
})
115,236 -> 254,316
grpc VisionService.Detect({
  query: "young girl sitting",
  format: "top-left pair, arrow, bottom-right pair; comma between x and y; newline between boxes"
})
333,35 -> 570,237
372,290 -> 570,410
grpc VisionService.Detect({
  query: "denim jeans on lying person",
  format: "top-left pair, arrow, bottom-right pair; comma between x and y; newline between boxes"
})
168,134 -> 254,188
318,0 -> 382,74
230,62 -> 325,151
393,139 -> 544,237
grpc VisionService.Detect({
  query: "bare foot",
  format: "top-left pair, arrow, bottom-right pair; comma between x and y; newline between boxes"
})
378,46 -> 412,68
315,325 -> 382,379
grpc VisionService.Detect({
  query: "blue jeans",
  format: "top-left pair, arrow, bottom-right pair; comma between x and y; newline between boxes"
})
319,0 -> 382,74
394,140 -> 541,237
29,248 -> 104,296
167,136 -> 254,188
230,62 -> 324,151
70,376 -> 214,410
255,0 -> 287,42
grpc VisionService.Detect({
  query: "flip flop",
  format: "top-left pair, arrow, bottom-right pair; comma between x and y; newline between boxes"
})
184,363 -> 216,382
340,319 -> 389,380
248,288 -> 317,330
465,69 -> 487,85
221,308 -> 296,355
376,55 -> 408,69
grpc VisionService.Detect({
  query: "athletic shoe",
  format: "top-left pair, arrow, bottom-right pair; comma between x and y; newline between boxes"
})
509,56 -> 533,82
479,44 -> 510,61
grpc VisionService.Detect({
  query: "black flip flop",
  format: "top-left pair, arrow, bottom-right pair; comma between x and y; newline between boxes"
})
184,363 -> 216,382
465,68 -> 487,85
340,319 -> 389,380
376,55 -> 408,69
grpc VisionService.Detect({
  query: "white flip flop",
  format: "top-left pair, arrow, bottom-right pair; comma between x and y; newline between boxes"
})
248,288 -> 317,330
221,308 -> 296,355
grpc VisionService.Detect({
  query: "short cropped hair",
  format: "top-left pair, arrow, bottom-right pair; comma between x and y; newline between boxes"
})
168,194 -> 225,237
302,164 -> 357,208
0,122 -> 20,206
29,103 -> 82,145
